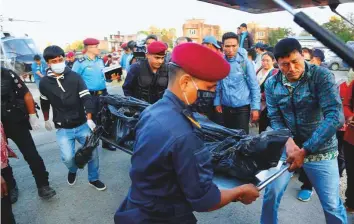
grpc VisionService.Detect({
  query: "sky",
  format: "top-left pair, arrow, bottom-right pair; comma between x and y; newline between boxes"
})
1,0 -> 354,50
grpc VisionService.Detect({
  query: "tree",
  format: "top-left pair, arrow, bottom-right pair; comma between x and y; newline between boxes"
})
65,40 -> 84,52
268,28 -> 294,46
322,14 -> 354,43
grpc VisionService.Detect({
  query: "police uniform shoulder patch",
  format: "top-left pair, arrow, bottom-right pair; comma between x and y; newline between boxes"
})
78,57 -> 86,63
182,109 -> 201,129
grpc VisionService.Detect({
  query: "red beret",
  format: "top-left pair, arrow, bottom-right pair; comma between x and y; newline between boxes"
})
171,43 -> 230,82
121,42 -> 128,49
66,51 -> 75,58
83,38 -> 100,46
147,41 -> 167,55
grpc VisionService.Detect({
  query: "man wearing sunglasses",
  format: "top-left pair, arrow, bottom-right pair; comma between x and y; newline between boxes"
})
40,45 -> 106,191
123,41 -> 169,104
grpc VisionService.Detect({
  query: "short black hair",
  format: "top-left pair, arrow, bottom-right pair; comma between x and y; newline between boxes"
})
240,23 -> 247,28
222,32 -> 239,43
262,52 -> 275,61
33,54 -> 41,61
43,45 -> 65,62
108,54 -> 112,58
266,46 -> 274,53
145,34 -> 158,42
168,63 -> 184,84
217,41 -> 223,52
274,38 -> 302,60
247,48 -> 257,61
185,37 -> 193,42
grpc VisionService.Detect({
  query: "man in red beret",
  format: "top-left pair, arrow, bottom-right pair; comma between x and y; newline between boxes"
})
114,43 -> 260,224
65,51 -> 76,69
73,38 -> 118,151
122,41 -> 169,104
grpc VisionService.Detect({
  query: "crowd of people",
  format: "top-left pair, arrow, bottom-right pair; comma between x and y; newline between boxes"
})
1,23 -> 354,224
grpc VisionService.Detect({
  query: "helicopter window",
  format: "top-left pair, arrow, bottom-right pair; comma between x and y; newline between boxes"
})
3,39 -> 38,57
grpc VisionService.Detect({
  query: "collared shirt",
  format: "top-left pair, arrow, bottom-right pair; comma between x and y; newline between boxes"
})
118,90 -> 221,222
72,55 -> 106,91
214,47 -> 261,110
265,63 -> 344,156
31,61 -> 47,81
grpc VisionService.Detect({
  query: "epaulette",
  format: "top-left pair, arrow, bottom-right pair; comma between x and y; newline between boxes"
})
182,109 -> 201,129
78,57 -> 86,63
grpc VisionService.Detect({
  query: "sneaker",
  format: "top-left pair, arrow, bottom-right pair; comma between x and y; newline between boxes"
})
67,172 -> 77,186
10,185 -> 19,204
297,189 -> 313,202
102,143 -> 116,151
89,180 -> 107,191
38,186 -> 56,199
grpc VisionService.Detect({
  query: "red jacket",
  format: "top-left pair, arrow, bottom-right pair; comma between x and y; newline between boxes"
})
343,80 -> 354,145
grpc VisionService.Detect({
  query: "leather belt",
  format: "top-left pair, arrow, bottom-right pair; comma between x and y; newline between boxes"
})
89,89 -> 107,96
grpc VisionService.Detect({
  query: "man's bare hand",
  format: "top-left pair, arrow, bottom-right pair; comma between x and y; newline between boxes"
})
215,106 -> 222,113
286,146 -> 306,172
251,110 -> 260,123
237,184 -> 260,205
1,176 -> 8,198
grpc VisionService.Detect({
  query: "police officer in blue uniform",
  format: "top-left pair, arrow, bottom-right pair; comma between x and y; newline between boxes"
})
114,43 -> 260,224
72,38 -> 116,151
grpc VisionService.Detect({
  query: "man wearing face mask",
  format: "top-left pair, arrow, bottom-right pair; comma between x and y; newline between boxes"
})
114,43 -> 260,224
123,41 -> 169,104
260,38 -> 346,224
39,45 -> 106,191
72,38 -> 117,151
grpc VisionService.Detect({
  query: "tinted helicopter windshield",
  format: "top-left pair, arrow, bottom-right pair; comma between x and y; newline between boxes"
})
2,38 -> 39,57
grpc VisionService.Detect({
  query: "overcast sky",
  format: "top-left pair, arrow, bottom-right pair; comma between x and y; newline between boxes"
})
2,0 -> 354,50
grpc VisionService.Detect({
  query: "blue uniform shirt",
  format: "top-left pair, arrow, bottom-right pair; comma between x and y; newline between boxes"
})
115,90 -> 221,223
31,61 -> 47,81
214,47 -> 261,110
72,55 -> 106,91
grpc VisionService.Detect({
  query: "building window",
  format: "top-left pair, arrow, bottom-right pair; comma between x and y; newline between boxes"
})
189,29 -> 196,35
258,31 -> 265,37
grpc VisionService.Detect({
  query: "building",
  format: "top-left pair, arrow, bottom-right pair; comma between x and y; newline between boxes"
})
247,22 -> 277,44
102,32 -> 137,52
183,19 -> 221,43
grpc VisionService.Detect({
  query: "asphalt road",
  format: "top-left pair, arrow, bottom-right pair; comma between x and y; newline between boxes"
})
8,70 -> 353,224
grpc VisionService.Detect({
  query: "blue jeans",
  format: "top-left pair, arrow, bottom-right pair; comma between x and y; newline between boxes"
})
261,157 -> 347,224
56,123 -> 99,182
35,79 -> 40,88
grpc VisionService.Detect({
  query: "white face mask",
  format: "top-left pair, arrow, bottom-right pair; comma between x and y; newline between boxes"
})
51,62 -> 66,74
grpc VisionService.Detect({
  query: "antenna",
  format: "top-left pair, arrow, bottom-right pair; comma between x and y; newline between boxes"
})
0,15 -> 41,31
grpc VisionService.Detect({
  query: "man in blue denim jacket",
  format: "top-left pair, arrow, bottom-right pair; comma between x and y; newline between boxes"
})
214,32 -> 260,134
261,38 -> 347,224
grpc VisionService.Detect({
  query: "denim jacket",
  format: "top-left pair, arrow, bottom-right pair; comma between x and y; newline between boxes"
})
214,48 -> 261,110
264,63 -> 344,155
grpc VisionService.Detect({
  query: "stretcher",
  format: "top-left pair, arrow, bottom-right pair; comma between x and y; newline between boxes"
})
75,94 -> 292,191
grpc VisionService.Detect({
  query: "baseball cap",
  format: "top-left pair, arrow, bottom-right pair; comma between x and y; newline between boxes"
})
202,36 -> 221,49
312,49 -> 325,62
255,42 -> 265,49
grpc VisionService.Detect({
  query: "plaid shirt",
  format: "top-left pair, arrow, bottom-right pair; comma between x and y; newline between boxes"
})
265,63 -> 344,156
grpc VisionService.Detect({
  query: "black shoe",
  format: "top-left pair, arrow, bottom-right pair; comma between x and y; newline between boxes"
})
67,172 -> 77,186
10,185 -> 19,204
89,180 -> 107,191
38,186 -> 56,199
102,143 -> 116,151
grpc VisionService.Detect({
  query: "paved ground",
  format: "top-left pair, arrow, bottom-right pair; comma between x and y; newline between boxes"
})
8,71 -> 353,224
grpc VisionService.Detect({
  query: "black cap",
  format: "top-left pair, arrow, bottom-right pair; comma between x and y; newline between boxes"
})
240,23 -> 247,28
274,38 -> 302,60
313,49 -> 325,62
